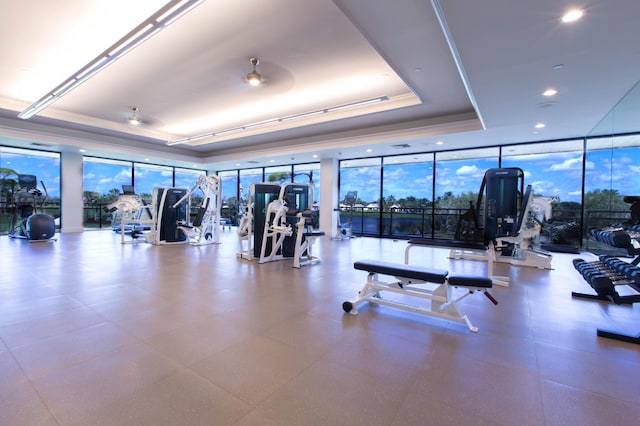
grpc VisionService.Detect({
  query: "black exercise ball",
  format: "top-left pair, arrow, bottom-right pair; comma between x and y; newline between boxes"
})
27,214 -> 55,240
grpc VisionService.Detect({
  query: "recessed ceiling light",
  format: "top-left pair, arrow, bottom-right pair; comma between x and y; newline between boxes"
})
561,9 -> 584,23
542,88 -> 558,97
144,158 -> 150,161
436,140 -> 444,145
236,163 -> 241,166
269,159 -> 275,163
79,149 -> 86,153
366,149 -> 372,153
553,64 -> 565,70
312,154 -> 318,158
535,123 -> 545,129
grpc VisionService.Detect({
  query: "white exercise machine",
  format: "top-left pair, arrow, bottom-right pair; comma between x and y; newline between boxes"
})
173,174 -> 223,245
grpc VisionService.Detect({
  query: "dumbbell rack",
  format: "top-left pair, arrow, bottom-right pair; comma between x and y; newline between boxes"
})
572,255 -> 640,344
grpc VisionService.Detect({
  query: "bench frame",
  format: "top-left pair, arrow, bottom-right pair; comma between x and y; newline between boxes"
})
343,262 -> 494,332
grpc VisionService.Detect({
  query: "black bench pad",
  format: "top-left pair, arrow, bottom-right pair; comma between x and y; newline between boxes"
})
448,274 -> 493,288
407,238 -> 488,251
354,260 -> 448,284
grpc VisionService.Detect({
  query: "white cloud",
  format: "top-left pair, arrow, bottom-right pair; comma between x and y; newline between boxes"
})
547,157 -> 582,171
456,165 -> 478,175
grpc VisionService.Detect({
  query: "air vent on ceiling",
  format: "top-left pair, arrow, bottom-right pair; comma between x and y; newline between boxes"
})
31,142 -> 53,147
392,143 -> 411,149
248,160 -> 260,164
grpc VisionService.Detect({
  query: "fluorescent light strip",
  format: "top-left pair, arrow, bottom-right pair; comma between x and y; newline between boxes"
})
18,0 -> 204,120
167,96 -> 389,146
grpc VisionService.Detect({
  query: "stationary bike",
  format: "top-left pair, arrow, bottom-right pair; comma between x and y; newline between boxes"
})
8,174 -> 56,241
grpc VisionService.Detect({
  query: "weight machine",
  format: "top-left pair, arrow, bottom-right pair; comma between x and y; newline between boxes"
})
453,168 -> 553,269
8,174 -> 56,242
173,174 -> 222,245
237,182 -> 323,267
145,187 -> 189,245
107,185 -> 153,243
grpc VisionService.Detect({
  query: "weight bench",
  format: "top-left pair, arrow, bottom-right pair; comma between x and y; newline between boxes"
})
343,260 -> 497,332
405,238 -> 509,287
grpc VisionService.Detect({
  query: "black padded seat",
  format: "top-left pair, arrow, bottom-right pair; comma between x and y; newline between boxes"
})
354,260 -> 448,284
407,238 -> 488,251
448,274 -> 493,288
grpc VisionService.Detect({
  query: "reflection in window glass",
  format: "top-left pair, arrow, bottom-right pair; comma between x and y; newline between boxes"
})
1,146 -> 61,233
501,140 -> 584,246
585,135 -> 640,234
134,163 -> 173,202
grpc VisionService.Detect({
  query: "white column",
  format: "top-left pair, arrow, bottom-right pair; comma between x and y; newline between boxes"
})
60,151 -> 84,233
319,157 -> 339,236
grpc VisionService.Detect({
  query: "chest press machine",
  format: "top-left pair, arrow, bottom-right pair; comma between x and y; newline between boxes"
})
343,260 -> 497,332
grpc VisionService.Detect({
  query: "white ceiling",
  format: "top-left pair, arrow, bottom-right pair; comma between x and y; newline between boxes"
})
1,0 -> 639,170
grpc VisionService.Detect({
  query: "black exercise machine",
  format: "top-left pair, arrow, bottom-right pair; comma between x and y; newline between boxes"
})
8,174 -> 56,241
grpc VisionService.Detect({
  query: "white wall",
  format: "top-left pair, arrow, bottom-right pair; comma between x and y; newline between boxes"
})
60,151 -> 84,233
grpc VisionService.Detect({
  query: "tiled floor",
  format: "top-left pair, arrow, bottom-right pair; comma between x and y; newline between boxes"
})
1,230 -> 639,425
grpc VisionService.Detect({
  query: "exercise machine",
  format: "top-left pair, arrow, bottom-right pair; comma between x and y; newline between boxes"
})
174,174 -> 222,245
237,182 -> 324,267
107,185 -> 153,243
343,259 -> 497,332
333,191 -> 357,240
145,187 -> 189,245
8,174 -> 56,242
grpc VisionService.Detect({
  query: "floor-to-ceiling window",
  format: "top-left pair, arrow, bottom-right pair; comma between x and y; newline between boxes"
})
501,140 -> 584,247
1,146 -> 61,234
218,170 -> 239,225
82,157 -> 132,229
433,148 -> 499,239
382,153 -> 433,237
133,163 -> 173,203
339,157 -> 382,236
293,163 -> 321,206
264,165 -> 292,184
584,134 -> 640,235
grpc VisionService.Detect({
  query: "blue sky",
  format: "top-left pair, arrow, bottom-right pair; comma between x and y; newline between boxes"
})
3,146 -> 639,205
340,148 -> 640,205
1,152 -> 60,198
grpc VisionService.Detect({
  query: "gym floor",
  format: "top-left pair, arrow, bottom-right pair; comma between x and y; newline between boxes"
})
1,230 -> 639,425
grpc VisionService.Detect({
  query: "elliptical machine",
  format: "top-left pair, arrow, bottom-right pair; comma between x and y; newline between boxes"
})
8,174 -> 56,241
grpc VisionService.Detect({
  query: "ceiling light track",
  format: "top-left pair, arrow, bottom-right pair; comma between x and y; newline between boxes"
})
17,0 -> 204,120
167,96 -> 389,146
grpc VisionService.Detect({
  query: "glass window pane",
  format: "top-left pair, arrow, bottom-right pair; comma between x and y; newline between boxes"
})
134,163 -> 173,203
218,170 -> 239,225
1,147 -> 61,233
265,165 -> 291,184
339,157 -> 381,236
434,148 -> 499,238
585,134 -> 640,234
502,140 -> 583,246
174,168 -> 206,189
239,168 -> 263,204
82,157 -> 132,229
294,163 -> 320,205
382,153 -> 433,237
